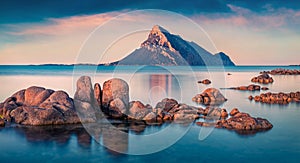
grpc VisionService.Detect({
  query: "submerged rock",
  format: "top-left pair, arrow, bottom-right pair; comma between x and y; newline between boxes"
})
224,84 -> 264,91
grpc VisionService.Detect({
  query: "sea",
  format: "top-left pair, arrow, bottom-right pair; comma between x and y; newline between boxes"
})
0,65 -> 299,162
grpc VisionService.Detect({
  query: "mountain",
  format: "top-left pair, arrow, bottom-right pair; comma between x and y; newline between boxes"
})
116,25 -> 235,66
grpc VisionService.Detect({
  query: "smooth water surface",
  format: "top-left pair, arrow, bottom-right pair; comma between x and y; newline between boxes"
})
0,65 -> 300,162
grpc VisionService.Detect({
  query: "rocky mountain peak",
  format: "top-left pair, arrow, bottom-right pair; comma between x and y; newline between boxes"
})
141,25 -> 175,52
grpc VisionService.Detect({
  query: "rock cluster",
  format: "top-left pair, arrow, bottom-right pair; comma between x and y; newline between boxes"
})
198,79 -> 211,84
249,92 -> 300,104
261,68 -> 300,75
0,86 -> 80,126
224,84 -> 269,91
197,108 -> 273,130
192,88 -> 227,105
251,73 -> 274,84
0,76 -> 274,134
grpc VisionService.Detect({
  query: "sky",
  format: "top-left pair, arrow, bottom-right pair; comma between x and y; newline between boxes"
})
0,0 -> 300,65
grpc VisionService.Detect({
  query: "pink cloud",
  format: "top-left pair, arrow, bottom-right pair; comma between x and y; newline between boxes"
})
8,12 -> 124,36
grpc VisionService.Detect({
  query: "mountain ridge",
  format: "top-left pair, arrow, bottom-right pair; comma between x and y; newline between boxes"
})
113,25 -> 235,66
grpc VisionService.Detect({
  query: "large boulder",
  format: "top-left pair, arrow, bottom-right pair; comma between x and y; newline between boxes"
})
102,78 -> 129,116
192,88 -> 227,105
0,86 -> 80,125
74,76 -> 101,122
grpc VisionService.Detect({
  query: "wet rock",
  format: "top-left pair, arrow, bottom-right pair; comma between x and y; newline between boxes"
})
192,88 -> 227,105
251,73 -> 274,84
198,79 -> 211,85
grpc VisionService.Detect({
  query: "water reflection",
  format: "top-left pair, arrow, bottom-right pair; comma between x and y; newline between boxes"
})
130,73 -> 182,106
14,124 -> 91,148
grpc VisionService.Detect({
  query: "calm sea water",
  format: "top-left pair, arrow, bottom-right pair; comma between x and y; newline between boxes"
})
0,65 -> 300,162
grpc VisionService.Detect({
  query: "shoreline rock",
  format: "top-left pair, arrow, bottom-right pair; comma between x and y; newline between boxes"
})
0,76 -> 273,135
0,86 -> 80,126
251,73 -> 274,84
261,68 -> 300,75
249,91 -> 300,104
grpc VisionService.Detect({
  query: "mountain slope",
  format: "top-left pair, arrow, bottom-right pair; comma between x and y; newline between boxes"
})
117,25 -> 235,66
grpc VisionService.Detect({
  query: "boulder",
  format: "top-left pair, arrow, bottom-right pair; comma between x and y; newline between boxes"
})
129,101 -> 150,120
74,76 -> 94,103
155,98 -> 178,112
109,98 -> 127,118
0,86 -> 80,125
172,104 -> 199,121
230,108 -> 239,116
74,76 -> 100,122
143,112 -> 157,121
192,88 -> 227,105
102,78 -> 129,114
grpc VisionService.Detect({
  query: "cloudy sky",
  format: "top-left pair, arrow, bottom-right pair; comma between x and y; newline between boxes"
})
0,0 -> 299,65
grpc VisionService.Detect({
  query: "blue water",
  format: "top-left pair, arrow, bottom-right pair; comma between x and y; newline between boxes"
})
0,65 -> 300,162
